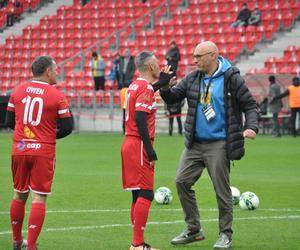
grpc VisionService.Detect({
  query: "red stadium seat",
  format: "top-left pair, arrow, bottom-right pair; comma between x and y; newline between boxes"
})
1,0 -> 299,96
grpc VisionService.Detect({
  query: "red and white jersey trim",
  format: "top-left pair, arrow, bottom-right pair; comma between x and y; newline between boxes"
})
31,80 -> 50,85
14,188 -> 29,193
29,186 -> 52,195
136,102 -> 155,110
140,141 -> 143,166
125,187 -> 142,191
58,108 -> 69,115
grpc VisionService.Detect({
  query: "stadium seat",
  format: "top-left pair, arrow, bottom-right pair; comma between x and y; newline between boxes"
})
1,0 -> 299,96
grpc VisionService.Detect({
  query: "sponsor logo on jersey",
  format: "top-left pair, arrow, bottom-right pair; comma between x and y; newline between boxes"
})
17,140 -> 41,150
24,126 -> 35,139
26,143 -> 41,150
17,140 -> 26,151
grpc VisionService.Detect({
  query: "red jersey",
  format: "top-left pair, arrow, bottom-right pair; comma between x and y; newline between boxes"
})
125,78 -> 156,139
7,80 -> 71,158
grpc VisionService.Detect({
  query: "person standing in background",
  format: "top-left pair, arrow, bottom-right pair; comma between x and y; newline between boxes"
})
166,100 -> 183,136
268,75 -> 282,137
91,51 -> 106,91
113,52 -> 121,89
276,77 -> 300,137
165,41 -> 181,76
120,49 -> 136,88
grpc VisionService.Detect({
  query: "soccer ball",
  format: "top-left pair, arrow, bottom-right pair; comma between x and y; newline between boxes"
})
154,187 -> 173,205
230,186 -> 241,205
239,192 -> 259,210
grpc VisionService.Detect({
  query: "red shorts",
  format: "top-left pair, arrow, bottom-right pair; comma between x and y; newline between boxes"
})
12,155 -> 56,195
121,136 -> 154,190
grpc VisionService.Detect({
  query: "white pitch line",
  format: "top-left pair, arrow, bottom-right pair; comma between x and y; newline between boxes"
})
0,207 -> 300,215
0,215 -> 299,235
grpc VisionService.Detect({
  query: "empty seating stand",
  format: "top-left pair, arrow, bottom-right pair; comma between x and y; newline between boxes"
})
247,45 -> 300,75
0,0 -> 300,101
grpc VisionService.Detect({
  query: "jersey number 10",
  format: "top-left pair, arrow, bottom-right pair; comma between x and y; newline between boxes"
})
22,96 -> 43,126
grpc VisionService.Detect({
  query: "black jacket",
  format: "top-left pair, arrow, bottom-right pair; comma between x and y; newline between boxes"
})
165,46 -> 181,72
160,67 -> 258,160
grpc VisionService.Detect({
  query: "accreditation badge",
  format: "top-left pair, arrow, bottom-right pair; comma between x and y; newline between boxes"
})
202,104 -> 216,121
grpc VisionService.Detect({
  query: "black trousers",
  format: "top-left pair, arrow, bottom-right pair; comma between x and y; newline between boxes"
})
290,108 -> 300,136
94,76 -> 105,91
169,112 -> 182,136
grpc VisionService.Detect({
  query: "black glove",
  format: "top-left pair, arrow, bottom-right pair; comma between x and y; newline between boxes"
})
152,72 -> 174,92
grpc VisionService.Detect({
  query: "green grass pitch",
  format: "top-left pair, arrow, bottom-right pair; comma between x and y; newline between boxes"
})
0,132 -> 300,249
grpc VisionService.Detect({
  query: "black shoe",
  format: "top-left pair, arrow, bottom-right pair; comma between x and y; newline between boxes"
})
13,240 -> 27,250
170,228 -> 205,245
130,242 -> 159,250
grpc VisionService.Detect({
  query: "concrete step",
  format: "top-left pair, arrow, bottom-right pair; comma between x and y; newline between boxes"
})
236,19 -> 300,75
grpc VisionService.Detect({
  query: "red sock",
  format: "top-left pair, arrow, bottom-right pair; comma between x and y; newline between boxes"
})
27,203 -> 46,248
133,197 -> 151,246
131,202 -> 136,225
10,199 -> 26,241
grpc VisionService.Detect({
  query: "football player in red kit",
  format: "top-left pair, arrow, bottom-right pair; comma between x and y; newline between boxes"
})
121,51 -> 173,250
6,56 -> 73,250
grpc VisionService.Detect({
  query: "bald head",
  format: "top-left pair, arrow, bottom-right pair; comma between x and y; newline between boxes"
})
195,41 -> 219,56
193,41 -> 219,76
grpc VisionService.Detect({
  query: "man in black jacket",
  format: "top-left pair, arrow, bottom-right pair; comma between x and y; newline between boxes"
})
160,41 -> 258,249
231,3 -> 251,28
165,41 -> 181,76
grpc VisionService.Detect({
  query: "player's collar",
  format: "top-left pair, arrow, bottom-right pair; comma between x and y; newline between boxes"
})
31,80 -> 50,85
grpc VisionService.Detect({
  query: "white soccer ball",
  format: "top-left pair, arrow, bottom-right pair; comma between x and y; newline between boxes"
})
230,186 -> 241,205
154,187 -> 173,205
239,191 -> 259,210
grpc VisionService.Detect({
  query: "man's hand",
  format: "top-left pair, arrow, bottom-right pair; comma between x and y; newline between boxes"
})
161,65 -> 173,75
152,65 -> 175,91
243,129 -> 257,139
